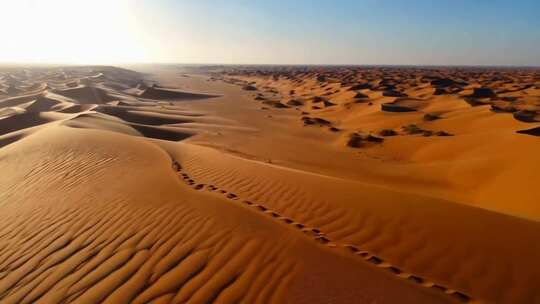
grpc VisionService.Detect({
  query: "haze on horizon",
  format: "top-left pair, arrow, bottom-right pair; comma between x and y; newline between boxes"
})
1,0 -> 539,66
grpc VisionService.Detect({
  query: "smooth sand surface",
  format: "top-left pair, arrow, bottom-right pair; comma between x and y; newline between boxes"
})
0,64 -> 539,303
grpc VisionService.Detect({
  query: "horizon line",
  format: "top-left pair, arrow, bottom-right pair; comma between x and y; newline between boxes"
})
1,61 -> 539,69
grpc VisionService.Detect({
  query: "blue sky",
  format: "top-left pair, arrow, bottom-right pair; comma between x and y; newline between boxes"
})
130,0 -> 539,65
1,0 -> 539,65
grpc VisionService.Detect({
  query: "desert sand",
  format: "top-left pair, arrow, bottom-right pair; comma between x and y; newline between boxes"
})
0,64 -> 539,303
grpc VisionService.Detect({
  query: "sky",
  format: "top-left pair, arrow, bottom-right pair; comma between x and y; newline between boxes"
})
0,0 -> 539,66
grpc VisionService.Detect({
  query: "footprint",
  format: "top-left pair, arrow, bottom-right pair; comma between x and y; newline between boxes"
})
407,275 -> 423,284
280,217 -> 294,224
172,161 -> 181,171
367,256 -> 383,265
356,251 -> 370,258
294,223 -> 305,229
266,211 -> 279,218
194,184 -> 204,190
344,244 -> 359,252
302,229 -> 320,237
227,193 -> 238,199
387,266 -> 401,274
451,292 -> 470,302
431,284 -> 446,292
315,236 -> 330,244
255,205 -> 267,211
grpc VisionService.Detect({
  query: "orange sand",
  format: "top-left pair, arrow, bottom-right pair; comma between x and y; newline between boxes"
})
0,64 -> 539,303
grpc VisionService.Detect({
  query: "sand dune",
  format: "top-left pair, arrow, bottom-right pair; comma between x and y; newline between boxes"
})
53,86 -> 117,104
0,112 -> 54,136
0,64 -> 539,303
139,85 -> 220,100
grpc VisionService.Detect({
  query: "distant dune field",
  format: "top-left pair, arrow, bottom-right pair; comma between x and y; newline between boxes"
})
0,64 -> 539,304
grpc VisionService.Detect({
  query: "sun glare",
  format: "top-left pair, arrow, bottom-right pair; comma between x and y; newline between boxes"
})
0,0 -> 147,64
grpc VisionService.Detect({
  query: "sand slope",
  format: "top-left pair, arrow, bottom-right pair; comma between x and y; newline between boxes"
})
0,125 -> 456,304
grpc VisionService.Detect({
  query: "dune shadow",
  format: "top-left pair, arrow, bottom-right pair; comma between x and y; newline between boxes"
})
0,134 -> 23,148
54,86 -> 117,104
129,124 -> 192,141
517,126 -> 540,136
0,112 -> 50,136
381,103 -> 416,112
139,86 -> 220,101
96,106 -> 191,125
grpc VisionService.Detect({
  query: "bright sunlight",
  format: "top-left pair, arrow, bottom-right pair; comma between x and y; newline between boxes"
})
0,0 -> 147,64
